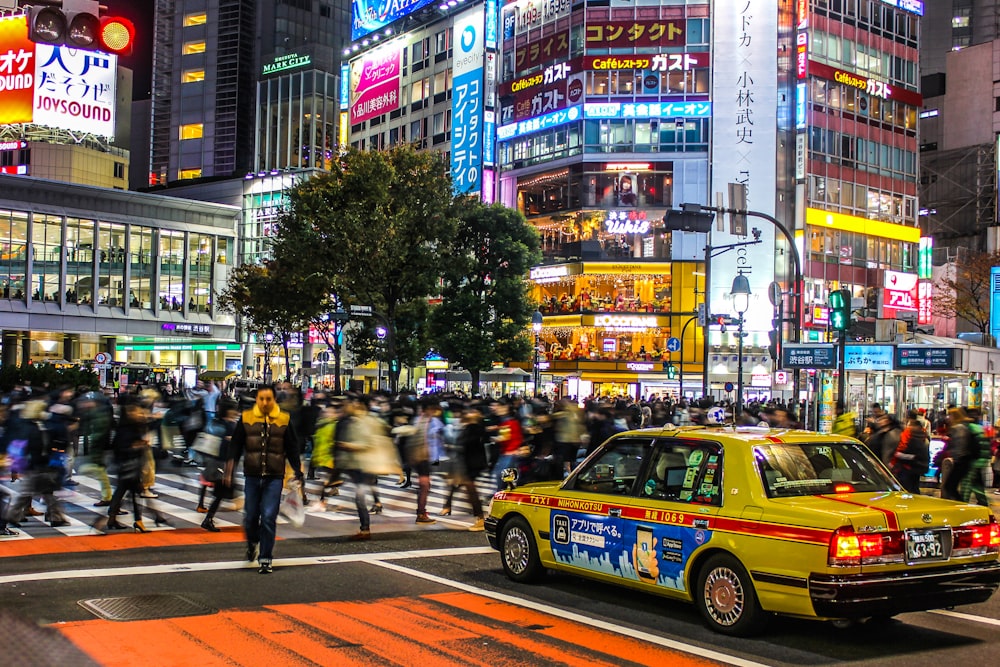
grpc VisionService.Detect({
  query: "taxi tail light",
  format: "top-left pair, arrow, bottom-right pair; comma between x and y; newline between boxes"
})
952,516 -> 1000,555
828,526 -> 904,566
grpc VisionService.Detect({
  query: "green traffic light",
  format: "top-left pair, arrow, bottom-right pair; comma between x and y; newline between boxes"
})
828,289 -> 849,331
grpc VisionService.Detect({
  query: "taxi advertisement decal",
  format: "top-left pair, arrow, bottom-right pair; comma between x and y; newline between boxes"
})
622,522 -> 711,591
550,510 -> 624,576
548,509 -> 712,592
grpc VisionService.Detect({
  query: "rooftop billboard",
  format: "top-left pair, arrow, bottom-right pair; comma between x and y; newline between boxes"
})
0,15 -> 117,138
351,0 -> 438,41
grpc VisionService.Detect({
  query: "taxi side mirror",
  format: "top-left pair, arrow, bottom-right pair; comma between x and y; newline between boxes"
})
501,467 -> 519,490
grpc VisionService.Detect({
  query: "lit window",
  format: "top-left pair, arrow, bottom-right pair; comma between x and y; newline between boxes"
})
182,69 -> 205,83
183,13 -> 207,27
952,16 -> 970,28
179,123 -> 204,140
179,168 -> 203,180
183,41 -> 206,55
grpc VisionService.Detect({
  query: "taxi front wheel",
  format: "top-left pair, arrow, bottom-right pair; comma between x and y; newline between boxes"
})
500,516 -> 545,583
695,554 -> 768,637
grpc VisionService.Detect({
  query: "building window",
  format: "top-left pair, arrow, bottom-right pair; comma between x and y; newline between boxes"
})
183,12 -> 207,26
159,230 -> 185,311
128,226 -> 154,310
182,69 -> 205,83
113,162 -> 124,179
179,123 -> 204,140
178,168 -> 202,179
182,40 -> 206,55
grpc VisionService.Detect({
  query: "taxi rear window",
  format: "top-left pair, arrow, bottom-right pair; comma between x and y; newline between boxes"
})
753,442 -> 898,498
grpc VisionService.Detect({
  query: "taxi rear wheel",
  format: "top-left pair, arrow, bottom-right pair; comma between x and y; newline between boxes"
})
695,554 -> 767,637
500,516 -> 544,583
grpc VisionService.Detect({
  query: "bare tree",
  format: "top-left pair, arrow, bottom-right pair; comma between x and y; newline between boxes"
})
932,250 -> 1000,334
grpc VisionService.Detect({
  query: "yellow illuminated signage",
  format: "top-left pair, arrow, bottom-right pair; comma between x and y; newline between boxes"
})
582,262 -> 672,275
805,208 -> 920,243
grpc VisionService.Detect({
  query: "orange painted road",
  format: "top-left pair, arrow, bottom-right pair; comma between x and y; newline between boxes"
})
0,527 -> 247,558
57,591 -> 723,667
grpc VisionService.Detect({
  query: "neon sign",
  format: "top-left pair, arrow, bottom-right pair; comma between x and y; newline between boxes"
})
584,101 -> 711,119
605,211 -> 650,235
496,105 -> 581,141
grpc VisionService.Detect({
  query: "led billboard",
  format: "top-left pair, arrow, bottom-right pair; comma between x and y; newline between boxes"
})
0,15 -> 117,138
349,42 -> 402,124
351,0 -> 438,41
451,6 -> 485,195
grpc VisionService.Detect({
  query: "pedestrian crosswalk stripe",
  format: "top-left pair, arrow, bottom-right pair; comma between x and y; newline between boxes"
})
2,469 -> 501,539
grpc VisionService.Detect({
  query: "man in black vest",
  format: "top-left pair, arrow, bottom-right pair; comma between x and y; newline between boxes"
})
227,386 -> 302,574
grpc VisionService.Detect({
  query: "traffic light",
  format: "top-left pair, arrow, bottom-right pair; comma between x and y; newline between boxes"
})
27,5 -> 135,56
662,204 -> 715,233
828,288 -> 851,331
767,325 -> 779,361
389,359 -> 400,373
666,363 -> 676,380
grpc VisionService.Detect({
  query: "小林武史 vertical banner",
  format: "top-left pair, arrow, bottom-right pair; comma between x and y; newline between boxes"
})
709,0 -> 778,333
451,7 -> 486,195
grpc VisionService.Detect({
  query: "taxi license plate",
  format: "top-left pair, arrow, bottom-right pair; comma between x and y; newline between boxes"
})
905,528 -> 949,562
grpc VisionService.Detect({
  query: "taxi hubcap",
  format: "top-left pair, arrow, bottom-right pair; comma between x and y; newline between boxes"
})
704,567 -> 744,625
504,527 -> 530,573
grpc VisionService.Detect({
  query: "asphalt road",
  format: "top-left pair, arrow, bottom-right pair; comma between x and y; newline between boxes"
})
2,520 -> 1000,667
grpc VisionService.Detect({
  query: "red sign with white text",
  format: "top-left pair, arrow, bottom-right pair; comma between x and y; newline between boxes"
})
882,270 -> 919,318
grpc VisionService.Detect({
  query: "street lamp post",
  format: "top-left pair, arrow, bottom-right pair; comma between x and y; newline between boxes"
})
677,314 -> 698,400
730,273 -> 751,418
532,310 -> 543,397
262,329 -> 275,384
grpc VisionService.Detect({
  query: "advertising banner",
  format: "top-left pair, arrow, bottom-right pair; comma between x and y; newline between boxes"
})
844,345 -> 893,371
349,43 -> 402,124
502,0 -> 572,40
585,20 -> 685,49
0,15 -> 117,137
991,266 -> 1000,344
881,270 -> 918,317
351,0 -> 437,41
452,7 -> 485,195
514,32 -> 569,73
710,0 -> 778,334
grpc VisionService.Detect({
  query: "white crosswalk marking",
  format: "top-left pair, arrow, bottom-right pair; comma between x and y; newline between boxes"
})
1,467 -> 500,539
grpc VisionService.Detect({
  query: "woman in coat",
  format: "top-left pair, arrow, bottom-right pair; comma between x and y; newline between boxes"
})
441,405 -> 489,531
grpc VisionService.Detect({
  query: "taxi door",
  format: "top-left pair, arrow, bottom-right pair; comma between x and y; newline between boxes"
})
618,437 -> 724,595
547,437 -> 655,580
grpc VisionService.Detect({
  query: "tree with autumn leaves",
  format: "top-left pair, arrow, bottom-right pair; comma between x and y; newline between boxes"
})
932,249 -> 1000,335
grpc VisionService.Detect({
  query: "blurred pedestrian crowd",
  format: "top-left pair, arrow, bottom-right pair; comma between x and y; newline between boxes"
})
3,378 -> 998,569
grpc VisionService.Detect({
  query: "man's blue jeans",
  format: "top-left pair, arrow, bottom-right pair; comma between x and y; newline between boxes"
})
243,476 -> 283,564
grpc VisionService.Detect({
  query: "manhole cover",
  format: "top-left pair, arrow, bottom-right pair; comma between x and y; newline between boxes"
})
78,594 -> 216,622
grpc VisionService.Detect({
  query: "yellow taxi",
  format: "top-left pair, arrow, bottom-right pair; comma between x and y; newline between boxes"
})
484,424 -> 1000,636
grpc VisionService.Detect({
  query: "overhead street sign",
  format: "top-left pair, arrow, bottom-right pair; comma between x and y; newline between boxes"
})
781,344 -> 836,369
350,305 -> 373,316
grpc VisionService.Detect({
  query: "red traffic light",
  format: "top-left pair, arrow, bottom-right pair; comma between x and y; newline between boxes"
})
99,16 -> 135,56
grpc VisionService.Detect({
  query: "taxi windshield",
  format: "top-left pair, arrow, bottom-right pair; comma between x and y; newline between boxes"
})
753,441 -> 899,498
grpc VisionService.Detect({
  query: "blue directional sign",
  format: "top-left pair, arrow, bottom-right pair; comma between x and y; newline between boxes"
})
895,347 -> 955,369
781,344 -> 836,369
666,337 -> 681,353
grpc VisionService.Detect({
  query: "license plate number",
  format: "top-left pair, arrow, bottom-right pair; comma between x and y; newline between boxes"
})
905,529 -> 947,562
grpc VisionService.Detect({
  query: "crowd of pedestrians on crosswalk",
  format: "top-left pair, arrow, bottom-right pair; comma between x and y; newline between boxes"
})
0,378 -> 623,572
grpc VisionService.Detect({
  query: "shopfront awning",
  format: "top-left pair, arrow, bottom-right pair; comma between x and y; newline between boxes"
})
199,370 -> 236,382
483,368 -> 531,383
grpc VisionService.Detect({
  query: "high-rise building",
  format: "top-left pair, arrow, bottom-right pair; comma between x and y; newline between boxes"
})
343,1 -> 926,404
919,0 -> 1000,259
149,0 -> 351,186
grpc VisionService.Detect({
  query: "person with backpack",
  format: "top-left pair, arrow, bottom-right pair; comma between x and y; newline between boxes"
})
199,400 -> 240,532
2,400 -> 70,528
892,409 -> 929,494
